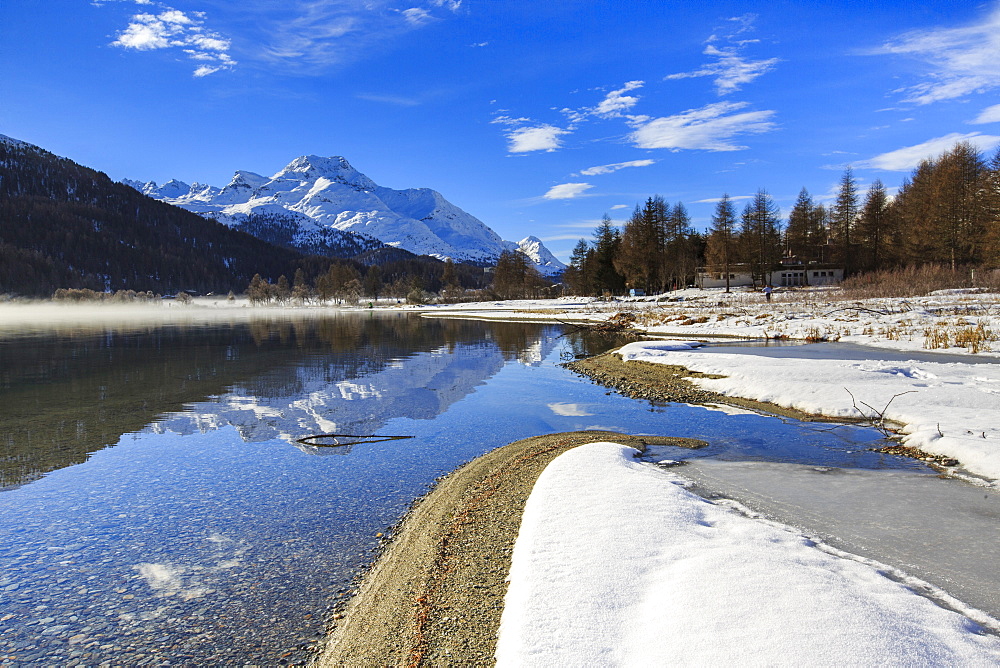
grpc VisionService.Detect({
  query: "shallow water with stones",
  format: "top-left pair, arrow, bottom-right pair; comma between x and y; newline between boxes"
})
0,313 -> 962,665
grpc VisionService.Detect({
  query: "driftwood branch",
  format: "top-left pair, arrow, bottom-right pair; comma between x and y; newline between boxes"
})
844,388 -> 916,437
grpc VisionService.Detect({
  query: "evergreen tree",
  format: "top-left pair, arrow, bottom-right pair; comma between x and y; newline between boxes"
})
739,189 -> 782,288
892,142 -> 992,270
564,239 -> 593,296
247,274 -> 269,305
856,179 -> 893,273
275,275 -> 291,303
441,259 -> 458,290
592,215 -> 625,295
785,188 -> 818,263
663,202 -> 696,290
291,267 -> 310,304
705,194 -> 737,292
831,167 -> 860,274
363,265 -> 383,299
985,149 -> 1000,266
492,250 -> 543,299
615,197 -> 666,293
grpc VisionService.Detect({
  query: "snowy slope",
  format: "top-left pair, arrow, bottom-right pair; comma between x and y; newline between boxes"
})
498,442 -> 1000,665
130,155 -> 565,274
0,133 -> 32,149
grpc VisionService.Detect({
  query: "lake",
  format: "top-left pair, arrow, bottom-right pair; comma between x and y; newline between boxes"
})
0,311 -> 959,664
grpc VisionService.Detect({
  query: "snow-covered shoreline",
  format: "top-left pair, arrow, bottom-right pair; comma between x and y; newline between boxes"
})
615,340 -> 1000,482
420,287 -> 1000,483
497,442 -> 1000,665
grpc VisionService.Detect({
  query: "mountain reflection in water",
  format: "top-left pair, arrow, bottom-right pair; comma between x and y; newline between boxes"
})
0,313 -> 559,488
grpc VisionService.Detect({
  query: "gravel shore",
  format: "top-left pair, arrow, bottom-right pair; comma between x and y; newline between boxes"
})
313,430 -> 701,667
565,349 -> 850,422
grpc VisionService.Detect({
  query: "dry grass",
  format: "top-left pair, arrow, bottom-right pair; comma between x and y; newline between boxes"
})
924,322 -> 997,353
840,265 -> 1000,299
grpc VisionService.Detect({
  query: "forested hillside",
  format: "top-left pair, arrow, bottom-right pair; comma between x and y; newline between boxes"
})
0,138 -> 315,297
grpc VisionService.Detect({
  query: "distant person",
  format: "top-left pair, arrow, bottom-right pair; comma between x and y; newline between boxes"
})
764,285 -> 773,302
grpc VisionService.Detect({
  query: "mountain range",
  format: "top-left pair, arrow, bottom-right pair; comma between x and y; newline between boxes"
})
126,155 -> 565,276
0,133 -> 316,297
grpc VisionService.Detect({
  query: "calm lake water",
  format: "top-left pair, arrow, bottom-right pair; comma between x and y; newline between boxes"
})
0,312 -> 936,665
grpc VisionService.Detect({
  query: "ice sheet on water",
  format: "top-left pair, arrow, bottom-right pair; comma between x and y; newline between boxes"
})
675,458 -> 1000,620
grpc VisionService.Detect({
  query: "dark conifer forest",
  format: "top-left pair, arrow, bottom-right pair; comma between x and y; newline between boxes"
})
0,140 -> 320,296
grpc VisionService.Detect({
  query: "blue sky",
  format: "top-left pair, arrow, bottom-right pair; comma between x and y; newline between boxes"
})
4,1 -> 1000,261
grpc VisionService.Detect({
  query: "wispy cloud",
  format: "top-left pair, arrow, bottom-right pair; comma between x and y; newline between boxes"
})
592,81 -> 644,117
873,5 -> 1000,104
429,0 -> 462,10
104,0 -> 465,75
578,159 -> 655,176
628,101 -> 776,151
110,4 -> 235,76
972,103 -> 1000,124
693,195 -> 753,203
355,93 -> 421,106
609,204 -> 629,210
856,132 -> 1000,171
544,183 -> 594,199
401,7 -> 433,26
666,14 -> 778,94
541,233 -> 596,242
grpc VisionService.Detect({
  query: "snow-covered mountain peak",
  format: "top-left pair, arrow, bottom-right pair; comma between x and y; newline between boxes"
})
128,153 -> 566,274
513,236 -> 564,275
272,155 -> 376,191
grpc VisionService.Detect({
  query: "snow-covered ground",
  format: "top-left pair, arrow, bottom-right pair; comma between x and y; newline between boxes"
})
424,286 -> 1000,357
618,339 -> 1000,482
497,442 -> 1000,666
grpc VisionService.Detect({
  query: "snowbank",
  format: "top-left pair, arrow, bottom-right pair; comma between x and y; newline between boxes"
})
496,442 -> 1000,666
618,343 -> 1000,482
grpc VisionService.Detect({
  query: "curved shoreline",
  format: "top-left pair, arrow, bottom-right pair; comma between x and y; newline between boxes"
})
564,350 -> 849,422
313,431 -> 701,667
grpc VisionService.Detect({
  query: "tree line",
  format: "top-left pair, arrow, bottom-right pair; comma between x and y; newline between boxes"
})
564,141 -> 1000,296
245,249 -> 554,305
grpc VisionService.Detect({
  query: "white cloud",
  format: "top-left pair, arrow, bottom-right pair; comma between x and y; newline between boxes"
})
666,14 -> 778,94
666,46 -> 779,95
402,7 -> 432,26
593,81 -> 644,117
856,132 -> 1000,171
579,159 -> 655,176
544,183 -> 594,199
499,123 -> 570,153
111,6 -> 235,76
609,204 -> 629,210
628,101 -> 776,151
112,13 -> 173,50
106,0 -> 459,75
874,6 -> 1000,104
972,103 -> 1000,124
